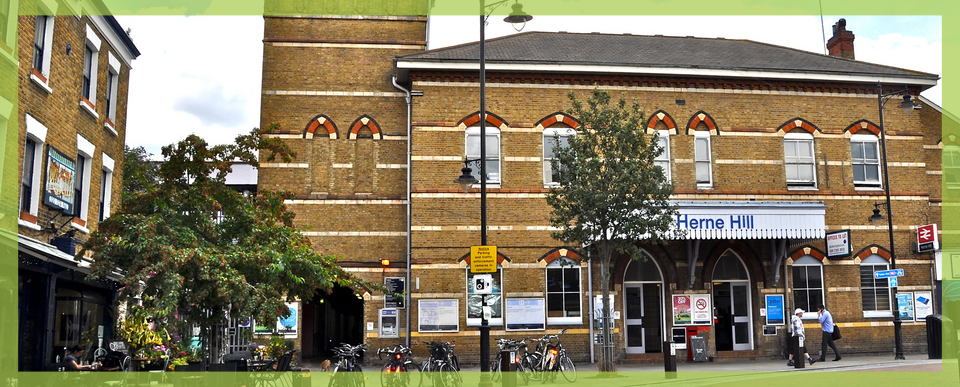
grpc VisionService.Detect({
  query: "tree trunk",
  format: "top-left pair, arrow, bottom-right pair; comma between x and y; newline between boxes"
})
598,242 -> 617,373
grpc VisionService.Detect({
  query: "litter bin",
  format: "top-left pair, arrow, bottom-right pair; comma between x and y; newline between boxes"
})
292,367 -> 311,387
689,336 -> 708,362
927,314 -> 943,359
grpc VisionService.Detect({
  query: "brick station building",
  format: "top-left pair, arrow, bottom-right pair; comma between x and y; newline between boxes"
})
258,17 -> 942,362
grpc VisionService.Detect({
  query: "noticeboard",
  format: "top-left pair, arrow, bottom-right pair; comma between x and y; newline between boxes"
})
418,299 -> 459,332
765,295 -> 785,325
385,277 -> 405,309
505,298 -> 545,331
673,294 -> 712,326
897,292 -> 915,322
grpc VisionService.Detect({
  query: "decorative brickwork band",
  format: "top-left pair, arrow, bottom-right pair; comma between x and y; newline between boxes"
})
844,119 -> 881,137
534,112 -> 580,130
458,111 -> 509,130
646,110 -> 677,134
537,247 -> 585,265
777,117 -> 821,135
304,114 -> 339,139
686,111 -> 718,135
348,115 -> 382,140
787,245 -> 827,262
853,244 -> 892,261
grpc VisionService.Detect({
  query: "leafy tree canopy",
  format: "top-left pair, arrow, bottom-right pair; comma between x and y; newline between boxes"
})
83,128 -> 371,329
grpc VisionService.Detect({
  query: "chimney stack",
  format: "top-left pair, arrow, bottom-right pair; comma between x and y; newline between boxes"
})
827,18 -> 855,60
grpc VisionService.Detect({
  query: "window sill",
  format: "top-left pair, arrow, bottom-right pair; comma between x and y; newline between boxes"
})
696,184 -> 713,190
863,311 -> 893,318
548,317 -> 583,325
787,186 -> 818,191
30,73 -> 53,94
104,119 -> 118,136
70,220 -> 91,234
854,186 -> 883,191
18,218 -> 42,231
80,98 -> 99,119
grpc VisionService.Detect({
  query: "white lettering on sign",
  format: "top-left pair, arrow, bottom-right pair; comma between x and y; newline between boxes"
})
676,214 -> 754,229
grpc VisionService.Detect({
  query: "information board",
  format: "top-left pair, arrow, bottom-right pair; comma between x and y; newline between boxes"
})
470,245 -> 497,273
385,277 -> 405,309
915,291 -> 933,321
673,294 -> 712,326
505,298 -> 545,331
897,292 -> 915,322
418,299 -> 459,332
765,295 -> 785,325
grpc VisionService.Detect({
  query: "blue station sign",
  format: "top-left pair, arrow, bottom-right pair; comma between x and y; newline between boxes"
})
874,269 -> 904,279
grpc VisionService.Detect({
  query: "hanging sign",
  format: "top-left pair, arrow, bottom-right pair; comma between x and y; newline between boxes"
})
44,146 -> 75,213
917,224 -> 939,252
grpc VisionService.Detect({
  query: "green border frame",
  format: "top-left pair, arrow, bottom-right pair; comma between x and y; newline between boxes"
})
2,0 -> 957,385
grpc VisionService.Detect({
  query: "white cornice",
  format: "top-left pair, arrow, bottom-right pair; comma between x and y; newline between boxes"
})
88,15 -> 136,69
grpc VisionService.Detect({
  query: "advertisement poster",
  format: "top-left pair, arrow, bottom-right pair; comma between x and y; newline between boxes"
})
672,295 -> 692,325
673,294 -> 712,325
44,146 -> 75,213
914,291 -> 934,322
765,295 -> 785,325
277,302 -> 298,336
896,292 -> 915,322
505,298 -> 545,331
825,230 -> 851,258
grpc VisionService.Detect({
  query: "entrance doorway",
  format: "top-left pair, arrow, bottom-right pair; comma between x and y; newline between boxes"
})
711,251 -> 752,351
623,254 -> 664,354
302,285 -> 364,358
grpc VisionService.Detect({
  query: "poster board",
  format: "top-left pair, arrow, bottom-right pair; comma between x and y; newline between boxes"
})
505,298 -> 545,331
385,277 -> 405,309
44,146 -> 75,213
418,299 -> 459,332
825,230 -> 852,258
765,295 -> 785,325
896,292 -> 915,322
673,294 -> 712,326
277,302 -> 298,337
914,291 -> 934,321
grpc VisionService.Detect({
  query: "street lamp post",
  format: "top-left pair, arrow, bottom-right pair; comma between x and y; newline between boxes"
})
871,82 -> 919,360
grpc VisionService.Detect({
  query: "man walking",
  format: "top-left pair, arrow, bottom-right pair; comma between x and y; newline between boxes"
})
788,308 -> 816,366
817,304 -> 841,361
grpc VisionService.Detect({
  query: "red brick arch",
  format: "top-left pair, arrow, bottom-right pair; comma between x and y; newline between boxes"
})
304,114 -> 339,139
535,112 -> 580,130
686,111 -> 719,135
788,245 -> 827,262
348,115 -> 382,140
844,119 -> 881,136
778,117 -> 821,135
646,110 -> 677,134
458,111 -> 509,129
854,244 -> 892,261
537,247 -> 584,265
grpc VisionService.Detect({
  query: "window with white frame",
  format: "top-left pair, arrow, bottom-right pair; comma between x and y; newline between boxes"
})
20,115 -> 47,226
31,16 -> 55,87
944,144 -> 960,188
860,255 -> 892,316
654,130 -> 671,181
694,131 -> 712,187
546,257 -> 582,324
791,256 -> 823,316
851,134 -> 881,188
73,134 -> 95,227
99,153 -> 114,222
784,132 -> 816,188
105,53 -> 121,128
543,127 -> 575,186
465,126 -> 501,184
80,25 -> 101,115
466,265 -> 502,326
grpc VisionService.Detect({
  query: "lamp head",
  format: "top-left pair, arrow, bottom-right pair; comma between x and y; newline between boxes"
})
503,2 -> 533,31
454,165 -> 479,193
868,208 -> 884,222
898,95 -> 919,115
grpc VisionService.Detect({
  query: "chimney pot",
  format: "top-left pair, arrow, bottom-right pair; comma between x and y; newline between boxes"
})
827,18 -> 855,60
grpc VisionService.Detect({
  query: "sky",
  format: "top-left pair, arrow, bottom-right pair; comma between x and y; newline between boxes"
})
115,15 -> 942,158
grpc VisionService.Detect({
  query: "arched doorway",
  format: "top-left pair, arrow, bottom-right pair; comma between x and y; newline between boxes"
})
301,285 -> 364,358
711,250 -> 753,351
623,252 -> 665,354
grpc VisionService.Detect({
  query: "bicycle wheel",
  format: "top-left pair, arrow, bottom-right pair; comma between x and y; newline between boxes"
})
381,363 -> 397,387
515,357 -> 530,386
328,363 -> 343,387
402,361 -> 422,387
437,363 -> 461,387
558,356 -> 576,383
355,363 -> 366,387
522,353 -> 541,381
491,354 -> 502,382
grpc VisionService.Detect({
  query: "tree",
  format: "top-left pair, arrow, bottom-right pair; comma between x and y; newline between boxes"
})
121,145 -> 160,205
83,128 -> 371,343
546,89 -> 679,372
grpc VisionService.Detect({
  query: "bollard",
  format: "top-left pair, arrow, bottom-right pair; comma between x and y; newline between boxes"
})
500,350 -> 516,387
793,336 -> 805,369
663,341 -> 677,379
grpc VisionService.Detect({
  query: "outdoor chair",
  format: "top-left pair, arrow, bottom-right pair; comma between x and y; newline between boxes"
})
250,351 -> 293,387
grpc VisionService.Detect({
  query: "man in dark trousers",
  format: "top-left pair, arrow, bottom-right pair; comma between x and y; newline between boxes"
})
817,304 -> 841,361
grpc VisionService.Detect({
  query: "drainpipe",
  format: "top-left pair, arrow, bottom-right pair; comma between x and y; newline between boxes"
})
392,76 -> 414,347
587,248 -> 595,363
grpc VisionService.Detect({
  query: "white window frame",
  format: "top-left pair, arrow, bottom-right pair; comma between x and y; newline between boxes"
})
465,126 -> 501,185
20,115 -> 48,230
72,134 -> 95,233
784,132 -> 817,188
545,257 -> 583,325
944,144 -> 960,189
30,16 -> 55,93
466,265 -> 503,326
79,25 -> 101,118
860,255 -> 893,318
104,52 -> 121,134
851,133 -> 882,188
99,153 -> 114,222
654,130 -> 671,181
694,131 -> 712,188
543,127 -> 575,186
791,256 -> 824,319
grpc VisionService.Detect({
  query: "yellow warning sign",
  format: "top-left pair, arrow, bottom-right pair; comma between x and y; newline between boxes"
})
470,245 -> 497,273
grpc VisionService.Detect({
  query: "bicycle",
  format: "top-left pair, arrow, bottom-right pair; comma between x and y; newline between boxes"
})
491,338 -> 530,385
328,343 -> 368,387
378,344 -> 421,387
534,329 -> 576,383
420,341 -> 461,387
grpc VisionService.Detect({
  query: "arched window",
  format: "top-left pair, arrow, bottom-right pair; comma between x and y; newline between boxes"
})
851,133 -> 881,188
791,256 -> 823,316
543,127 -> 575,186
784,132 -> 816,188
546,257 -> 581,323
944,144 -> 960,188
694,131 -> 712,188
654,130 -> 672,181
465,126 -> 501,184
860,255 -> 891,316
